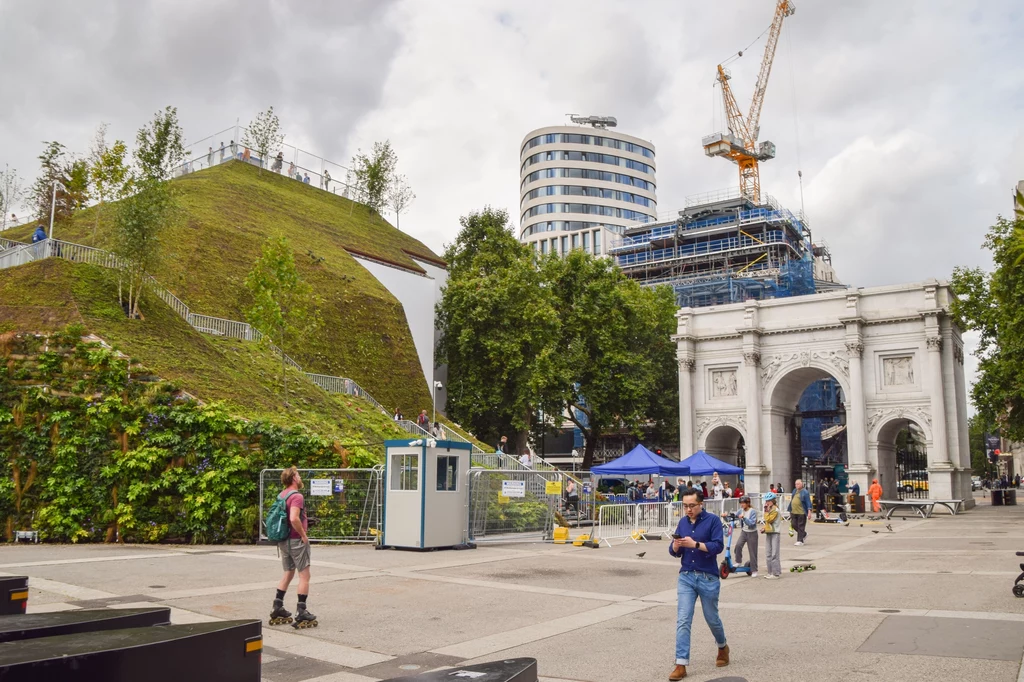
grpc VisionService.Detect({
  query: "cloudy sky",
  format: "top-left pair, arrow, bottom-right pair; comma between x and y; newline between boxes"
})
2,0 -> 1022,391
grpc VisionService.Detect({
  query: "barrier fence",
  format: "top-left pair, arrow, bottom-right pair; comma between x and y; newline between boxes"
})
258,467 -> 383,543
467,469 -> 587,543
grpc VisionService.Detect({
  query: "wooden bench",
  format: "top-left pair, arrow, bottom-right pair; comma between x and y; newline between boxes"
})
879,499 -> 935,519
930,499 -> 964,515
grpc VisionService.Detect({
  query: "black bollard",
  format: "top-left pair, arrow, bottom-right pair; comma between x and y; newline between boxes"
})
0,607 -> 170,644
0,577 -> 28,616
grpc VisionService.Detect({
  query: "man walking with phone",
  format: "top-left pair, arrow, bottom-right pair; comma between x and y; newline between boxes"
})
667,488 -> 729,679
270,467 -> 318,628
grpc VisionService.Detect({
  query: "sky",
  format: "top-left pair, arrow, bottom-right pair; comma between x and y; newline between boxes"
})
2,0 -> 1022,399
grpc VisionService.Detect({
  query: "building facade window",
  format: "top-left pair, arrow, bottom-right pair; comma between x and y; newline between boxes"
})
522,203 -> 655,222
522,185 -> 656,208
521,168 -> 655,192
522,133 -> 655,159
582,232 -> 590,251
561,236 -> 568,253
522,151 -> 653,174
593,230 -> 601,255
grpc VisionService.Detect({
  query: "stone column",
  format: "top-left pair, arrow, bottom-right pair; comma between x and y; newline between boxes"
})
926,333 -> 953,498
845,341 -> 868,468
743,351 -> 763,469
678,356 -> 695,458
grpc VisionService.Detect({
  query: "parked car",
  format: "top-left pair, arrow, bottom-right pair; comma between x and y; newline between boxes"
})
898,470 -> 929,493
971,476 -> 981,491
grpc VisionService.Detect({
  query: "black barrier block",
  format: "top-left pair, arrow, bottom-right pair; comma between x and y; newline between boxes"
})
0,577 -> 28,616
0,607 -> 170,644
384,657 -> 538,682
0,619 -> 262,682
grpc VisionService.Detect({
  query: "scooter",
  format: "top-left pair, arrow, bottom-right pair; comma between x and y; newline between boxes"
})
1013,552 -> 1024,598
718,513 -> 754,579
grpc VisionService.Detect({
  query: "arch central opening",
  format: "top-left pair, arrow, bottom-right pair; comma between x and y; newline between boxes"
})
769,367 -> 848,491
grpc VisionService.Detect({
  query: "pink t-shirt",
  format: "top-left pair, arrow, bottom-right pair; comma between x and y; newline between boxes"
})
279,490 -> 306,539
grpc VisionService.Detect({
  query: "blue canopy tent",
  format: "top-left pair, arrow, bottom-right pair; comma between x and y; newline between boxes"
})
678,450 -> 743,476
591,444 -> 691,477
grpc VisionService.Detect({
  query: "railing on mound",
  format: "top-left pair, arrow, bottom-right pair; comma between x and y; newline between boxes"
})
258,467 -> 383,543
0,237 -> 396,418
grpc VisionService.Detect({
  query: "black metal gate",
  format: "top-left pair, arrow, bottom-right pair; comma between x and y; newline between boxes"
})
895,429 -> 929,500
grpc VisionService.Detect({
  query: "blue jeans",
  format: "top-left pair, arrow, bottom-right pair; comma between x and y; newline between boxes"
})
676,570 -> 727,665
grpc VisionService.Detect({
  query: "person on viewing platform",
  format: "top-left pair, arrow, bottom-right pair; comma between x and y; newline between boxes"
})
323,168 -> 331,191
288,161 -> 296,178
303,173 -> 311,184
219,141 -> 226,163
242,147 -> 251,162
430,422 -> 442,439
32,225 -> 47,243
788,479 -> 812,546
207,146 -> 213,167
230,140 -> 237,158
668,487 -> 729,679
272,152 -> 284,173
711,472 -> 724,500
868,478 -> 883,513
417,410 -> 430,431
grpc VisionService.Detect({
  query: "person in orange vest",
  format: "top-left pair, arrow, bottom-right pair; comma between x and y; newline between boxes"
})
868,478 -> 883,513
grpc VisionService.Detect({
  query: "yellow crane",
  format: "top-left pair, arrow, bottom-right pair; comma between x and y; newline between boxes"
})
702,0 -> 796,204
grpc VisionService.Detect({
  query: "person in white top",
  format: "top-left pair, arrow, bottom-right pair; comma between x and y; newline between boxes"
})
711,472 -> 725,500
723,482 -> 733,499
519,452 -> 532,468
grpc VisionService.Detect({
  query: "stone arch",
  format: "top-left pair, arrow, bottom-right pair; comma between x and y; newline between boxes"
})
869,412 -> 931,501
701,423 -> 746,471
762,359 -> 852,491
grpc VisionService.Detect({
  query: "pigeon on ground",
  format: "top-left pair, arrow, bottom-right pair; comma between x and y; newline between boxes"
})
886,524 -> 893,532
860,524 -> 863,527
636,552 -> 646,559
872,530 -> 880,534
901,517 -> 906,521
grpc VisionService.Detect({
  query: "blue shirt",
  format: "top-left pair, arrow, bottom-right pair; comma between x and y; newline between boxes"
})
668,509 -> 724,577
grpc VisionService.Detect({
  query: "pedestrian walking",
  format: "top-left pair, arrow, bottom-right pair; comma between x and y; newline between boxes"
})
417,409 -> 430,431
761,492 -> 782,578
430,422 -> 443,439
668,487 -> 729,679
732,496 -> 758,578
496,435 -> 508,454
565,479 -> 579,513
815,478 -> 828,514
868,478 -> 883,513
788,479 -> 811,546
269,467 -> 317,629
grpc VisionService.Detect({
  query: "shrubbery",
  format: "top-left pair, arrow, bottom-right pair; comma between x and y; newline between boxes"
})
0,325 -> 380,543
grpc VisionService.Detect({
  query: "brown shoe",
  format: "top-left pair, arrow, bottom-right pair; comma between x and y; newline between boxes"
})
668,664 -> 687,680
716,644 -> 730,667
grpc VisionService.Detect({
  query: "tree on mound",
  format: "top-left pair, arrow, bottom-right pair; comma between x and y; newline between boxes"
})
111,106 -> 184,319
245,235 -> 322,401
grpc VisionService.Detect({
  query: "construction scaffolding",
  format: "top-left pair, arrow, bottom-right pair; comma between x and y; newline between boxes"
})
610,188 -> 838,308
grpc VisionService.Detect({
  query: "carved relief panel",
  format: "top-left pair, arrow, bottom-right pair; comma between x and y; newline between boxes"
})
877,352 -> 918,392
708,367 -> 739,399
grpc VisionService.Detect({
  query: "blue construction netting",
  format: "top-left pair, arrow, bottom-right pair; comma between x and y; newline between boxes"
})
797,379 -> 843,460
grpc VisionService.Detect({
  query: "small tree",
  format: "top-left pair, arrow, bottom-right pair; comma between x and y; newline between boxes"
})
134,105 -> 185,182
350,140 -> 398,214
0,165 -> 24,231
242,107 -> 284,174
387,174 -> 416,230
244,236 -> 322,400
29,141 -> 70,224
65,159 -> 91,213
89,126 -> 129,239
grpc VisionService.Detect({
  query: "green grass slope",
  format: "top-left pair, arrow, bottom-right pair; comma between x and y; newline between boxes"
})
0,259 -> 408,443
3,161 -> 442,414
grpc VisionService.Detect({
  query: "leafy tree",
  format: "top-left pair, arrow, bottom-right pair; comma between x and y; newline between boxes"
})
64,159 -> 91,213
242,107 -> 284,174
350,140 -> 398,215
968,415 -> 996,478
28,141 -> 70,224
110,108 -> 183,319
89,124 -> 129,239
0,165 -> 24,231
436,208 -> 558,452
244,236 -> 322,400
134,105 -> 185,182
387,173 -> 415,230
536,250 -> 678,468
950,213 -> 1024,438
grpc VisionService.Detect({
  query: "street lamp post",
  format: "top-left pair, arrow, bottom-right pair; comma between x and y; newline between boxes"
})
432,381 -> 444,427
48,179 -> 66,241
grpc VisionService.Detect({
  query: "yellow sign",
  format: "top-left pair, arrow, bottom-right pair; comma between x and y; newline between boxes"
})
545,481 -> 562,495
497,494 -> 510,504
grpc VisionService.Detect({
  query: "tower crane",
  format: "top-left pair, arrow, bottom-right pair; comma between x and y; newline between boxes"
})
702,0 -> 795,204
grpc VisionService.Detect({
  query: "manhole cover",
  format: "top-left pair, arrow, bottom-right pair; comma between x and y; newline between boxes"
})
399,665 -> 421,671
879,609 -> 901,613
148,585 -> 166,589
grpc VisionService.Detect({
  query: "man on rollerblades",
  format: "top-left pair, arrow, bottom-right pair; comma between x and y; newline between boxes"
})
270,467 -> 318,629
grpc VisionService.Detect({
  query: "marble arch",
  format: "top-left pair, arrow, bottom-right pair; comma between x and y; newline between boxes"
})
675,280 -> 972,504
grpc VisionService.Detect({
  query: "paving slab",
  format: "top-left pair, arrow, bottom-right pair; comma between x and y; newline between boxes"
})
860,615 -> 1024,661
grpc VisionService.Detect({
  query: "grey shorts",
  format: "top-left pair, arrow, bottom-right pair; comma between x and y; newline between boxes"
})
279,538 -> 311,573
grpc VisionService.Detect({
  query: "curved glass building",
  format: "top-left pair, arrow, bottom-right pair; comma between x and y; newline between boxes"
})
519,122 -> 657,257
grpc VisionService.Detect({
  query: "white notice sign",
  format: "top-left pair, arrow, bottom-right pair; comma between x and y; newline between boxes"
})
310,479 -> 333,496
501,480 -> 526,498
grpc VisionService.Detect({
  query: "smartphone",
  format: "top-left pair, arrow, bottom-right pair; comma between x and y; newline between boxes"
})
671,533 -> 682,539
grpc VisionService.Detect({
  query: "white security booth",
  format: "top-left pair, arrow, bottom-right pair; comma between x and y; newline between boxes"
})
382,439 -> 473,550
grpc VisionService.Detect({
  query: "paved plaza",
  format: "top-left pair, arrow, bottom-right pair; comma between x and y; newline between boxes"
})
5,492 -> 1024,682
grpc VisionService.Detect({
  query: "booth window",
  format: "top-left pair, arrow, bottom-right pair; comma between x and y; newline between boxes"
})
390,453 -> 419,491
436,455 -> 459,492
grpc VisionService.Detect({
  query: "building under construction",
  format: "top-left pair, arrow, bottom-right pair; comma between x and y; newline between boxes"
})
610,187 -> 841,308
